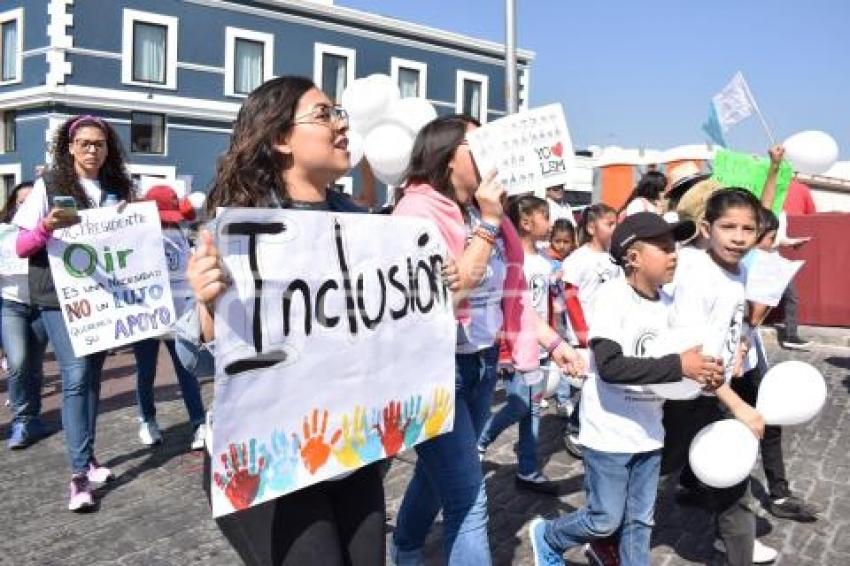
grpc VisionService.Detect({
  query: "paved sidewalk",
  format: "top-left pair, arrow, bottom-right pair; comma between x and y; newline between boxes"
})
0,343 -> 847,565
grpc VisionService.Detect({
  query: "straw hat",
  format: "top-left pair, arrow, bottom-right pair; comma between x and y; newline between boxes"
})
666,162 -> 711,203
675,178 -> 721,225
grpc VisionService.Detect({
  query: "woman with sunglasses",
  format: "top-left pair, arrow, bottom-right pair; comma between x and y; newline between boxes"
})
183,76 -> 385,566
13,115 -> 133,511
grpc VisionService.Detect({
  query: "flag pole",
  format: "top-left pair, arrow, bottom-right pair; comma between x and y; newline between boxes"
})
741,75 -> 776,145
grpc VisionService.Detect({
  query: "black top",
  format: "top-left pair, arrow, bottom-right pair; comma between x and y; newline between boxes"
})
590,337 -> 683,386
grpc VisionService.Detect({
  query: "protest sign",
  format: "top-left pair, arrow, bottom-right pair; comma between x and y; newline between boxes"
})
466,103 -> 575,197
743,249 -> 803,306
0,224 -> 27,275
47,202 -> 175,356
711,149 -> 793,214
210,209 -> 456,517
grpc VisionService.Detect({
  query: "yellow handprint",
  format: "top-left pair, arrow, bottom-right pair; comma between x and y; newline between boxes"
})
423,388 -> 453,440
330,408 -> 364,469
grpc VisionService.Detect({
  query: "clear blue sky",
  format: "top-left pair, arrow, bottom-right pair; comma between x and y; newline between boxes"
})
340,0 -> 849,159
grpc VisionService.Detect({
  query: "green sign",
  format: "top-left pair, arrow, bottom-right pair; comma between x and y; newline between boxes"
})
711,149 -> 793,214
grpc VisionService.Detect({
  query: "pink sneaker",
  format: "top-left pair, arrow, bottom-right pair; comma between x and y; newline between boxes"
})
86,458 -> 114,484
68,474 -> 94,512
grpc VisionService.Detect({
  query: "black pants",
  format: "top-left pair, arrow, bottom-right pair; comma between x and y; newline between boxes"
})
203,453 -> 386,566
731,369 -> 789,499
662,396 -> 755,566
779,283 -> 799,340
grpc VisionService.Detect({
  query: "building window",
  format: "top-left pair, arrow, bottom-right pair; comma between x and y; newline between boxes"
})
391,58 -> 427,99
0,111 -> 15,153
0,163 -> 20,202
314,44 -> 355,103
131,112 -> 165,154
456,71 -> 489,123
0,8 -> 22,84
122,9 -> 178,90
225,28 -> 274,97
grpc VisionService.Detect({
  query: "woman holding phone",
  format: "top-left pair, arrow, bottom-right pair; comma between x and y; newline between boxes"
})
13,115 -> 133,511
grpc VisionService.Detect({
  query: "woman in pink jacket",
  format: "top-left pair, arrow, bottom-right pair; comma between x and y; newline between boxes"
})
391,115 -> 582,565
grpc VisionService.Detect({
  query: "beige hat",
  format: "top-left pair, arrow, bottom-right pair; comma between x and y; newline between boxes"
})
676,178 -> 721,225
667,162 -> 711,202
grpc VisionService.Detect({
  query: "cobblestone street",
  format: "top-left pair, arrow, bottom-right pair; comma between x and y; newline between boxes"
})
1,339 -> 847,565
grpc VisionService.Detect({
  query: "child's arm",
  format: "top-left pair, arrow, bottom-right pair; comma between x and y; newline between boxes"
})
760,145 -> 784,210
590,338 -> 722,386
715,382 -> 766,439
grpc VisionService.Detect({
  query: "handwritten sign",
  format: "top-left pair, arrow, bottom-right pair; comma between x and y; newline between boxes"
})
743,249 -> 803,307
47,202 -> 175,356
0,223 -> 27,275
466,103 -> 575,196
711,149 -> 793,214
210,209 -> 457,517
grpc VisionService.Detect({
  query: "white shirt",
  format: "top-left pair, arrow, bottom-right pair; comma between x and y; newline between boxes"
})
525,251 -> 553,359
623,197 -> 660,217
579,277 -> 671,453
561,244 -> 622,322
162,227 -> 192,319
0,223 -> 28,303
13,177 -> 102,231
547,198 -> 576,226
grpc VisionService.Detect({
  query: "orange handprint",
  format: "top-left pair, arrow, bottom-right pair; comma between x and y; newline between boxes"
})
423,388 -> 452,440
300,408 -> 332,474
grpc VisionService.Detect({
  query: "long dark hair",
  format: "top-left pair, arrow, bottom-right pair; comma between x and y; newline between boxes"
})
506,194 -> 547,234
402,114 -> 480,210
207,76 -> 315,214
620,171 -> 667,212
49,115 -> 132,208
578,203 -> 616,245
0,181 -> 34,223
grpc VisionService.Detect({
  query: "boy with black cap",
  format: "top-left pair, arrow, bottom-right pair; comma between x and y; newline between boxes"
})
529,212 -> 723,566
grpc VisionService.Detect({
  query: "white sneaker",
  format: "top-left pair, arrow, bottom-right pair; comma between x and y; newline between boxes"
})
138,420 -> 162,446
190,424 -> 207,451
539,398 -> 550,409
714,539 -> 778,564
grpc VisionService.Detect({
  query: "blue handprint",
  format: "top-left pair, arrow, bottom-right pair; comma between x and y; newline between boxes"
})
257,430 -> 301,498
356,408 -> 384,463
403,395 -> 427,449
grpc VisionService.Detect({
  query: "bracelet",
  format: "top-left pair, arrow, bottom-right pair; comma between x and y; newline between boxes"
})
477,219 -> 500,239
546,336 -> 564,354
473,227 -> 496,245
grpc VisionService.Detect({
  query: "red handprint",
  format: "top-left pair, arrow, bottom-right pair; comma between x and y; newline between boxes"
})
300,409 -> 332,474
213,440 -> 265,511
376,400 -> 405,457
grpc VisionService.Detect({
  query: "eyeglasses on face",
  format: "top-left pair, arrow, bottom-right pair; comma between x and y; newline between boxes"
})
73,139 -> 107,151
293,104 -> 349,126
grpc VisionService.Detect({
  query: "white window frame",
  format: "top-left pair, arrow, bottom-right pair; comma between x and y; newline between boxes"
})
333,176 -> 353,196
390,57 -> 427,99
455,70 -> 489,123
313,43 -> 356,100
0,162 -> 21,184
130,111 -> 168,156
121,9 -> 178,90
224,27 -> 274,98
127,163 -> 176,179
0,8 -> 23,86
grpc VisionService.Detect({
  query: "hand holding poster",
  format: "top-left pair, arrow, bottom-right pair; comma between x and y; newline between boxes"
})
47,202 -> 175,356
711,149 -> 793,214
744,249 -> 803,306
211,209 -> 456,517
0,224 -> 28,275
466,103 -> 575,196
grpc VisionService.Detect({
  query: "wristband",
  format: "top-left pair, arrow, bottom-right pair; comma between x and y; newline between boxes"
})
477,219 -> 499,239
546,336 -> 564,355
473,227 -> 496,245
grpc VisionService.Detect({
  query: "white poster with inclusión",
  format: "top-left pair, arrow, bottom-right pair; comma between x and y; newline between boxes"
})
466,103 -> 575,197
210,209 -> 456,517
47,202 -> 175,356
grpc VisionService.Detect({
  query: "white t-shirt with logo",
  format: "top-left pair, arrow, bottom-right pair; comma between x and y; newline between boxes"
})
525,251 -> 553,359
13,177 -> 103,231
579,277 -> 671,453
561,244 -> 622,322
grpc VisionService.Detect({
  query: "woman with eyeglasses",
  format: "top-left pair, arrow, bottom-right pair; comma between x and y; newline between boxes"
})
13,115 -> 133,511
182,76 -> 385,566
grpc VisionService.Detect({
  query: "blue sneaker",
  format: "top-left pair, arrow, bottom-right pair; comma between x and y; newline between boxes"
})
7,421 -> 31,450
529,517 -> 564,566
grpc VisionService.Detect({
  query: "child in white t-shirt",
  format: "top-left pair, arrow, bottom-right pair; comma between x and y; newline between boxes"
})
530,212 -> 718,565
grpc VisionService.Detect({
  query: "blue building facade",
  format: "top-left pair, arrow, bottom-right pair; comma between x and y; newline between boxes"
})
0,0 -> 533,200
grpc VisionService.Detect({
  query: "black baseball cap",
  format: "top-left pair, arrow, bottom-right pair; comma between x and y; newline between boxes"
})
610,212 -> 696,266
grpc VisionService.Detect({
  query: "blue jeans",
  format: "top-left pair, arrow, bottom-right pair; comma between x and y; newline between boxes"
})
2,299 -> 48,426
133,338 -> 205,427
393,346 -> 498,566
40,308 -> 107,474
478,370 -> 543,476
544,447 -> 661,566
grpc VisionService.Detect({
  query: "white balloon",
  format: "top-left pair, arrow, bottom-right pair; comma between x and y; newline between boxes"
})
756,360 -> 826,426
341,74 -> 400,135
648,379 -> 702,400
364,122 -> 414,186
689,419 -> 758,488
388,97 -> 438,136
782,130 -> 839,175
346,130 -> 364,169
187,191 -> 206,209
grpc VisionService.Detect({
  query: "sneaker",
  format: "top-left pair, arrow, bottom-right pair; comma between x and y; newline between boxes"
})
86,458 -> 115,484
528,517 -> 564,566
555,400 -> 573,419
586,538 -> 620,566
516,472 -> 559,495
714,538 -> 777,564
190,424 -> 207,451
767,495 -> 818,522
539,398 -> 550,410
7,421 -> 31,450
564,431 -> 583,460
68,474 -> 94,512
138,420 -> 162,446
781,336 -> 812,350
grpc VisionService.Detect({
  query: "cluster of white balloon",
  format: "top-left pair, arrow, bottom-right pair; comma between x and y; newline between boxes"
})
340,74 -> 438,186
782,130 -> 840,176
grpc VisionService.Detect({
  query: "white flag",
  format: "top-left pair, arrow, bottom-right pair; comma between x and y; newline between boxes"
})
712,72 -> 755,132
